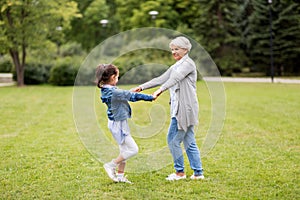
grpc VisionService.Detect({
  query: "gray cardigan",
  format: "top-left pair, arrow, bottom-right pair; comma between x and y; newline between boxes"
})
140,54 -> 199,132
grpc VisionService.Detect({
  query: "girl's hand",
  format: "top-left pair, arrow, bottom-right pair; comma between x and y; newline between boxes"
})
152,95 -> 157,101
131,86 -> 142,92
152,89 -> 162,100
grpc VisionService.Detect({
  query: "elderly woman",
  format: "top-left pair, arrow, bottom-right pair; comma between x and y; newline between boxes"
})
133,36 -> 204,180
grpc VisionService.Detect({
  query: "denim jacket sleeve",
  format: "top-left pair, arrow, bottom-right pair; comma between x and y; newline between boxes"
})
113,89 -> 154,102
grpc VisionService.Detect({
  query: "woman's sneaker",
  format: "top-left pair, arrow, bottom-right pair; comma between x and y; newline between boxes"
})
166,173 -> 186,181
190,174 -> 205,180
103,162 -> 118,182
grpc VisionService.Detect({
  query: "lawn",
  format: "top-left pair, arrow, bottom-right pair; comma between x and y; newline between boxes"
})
0,82 -> 299,199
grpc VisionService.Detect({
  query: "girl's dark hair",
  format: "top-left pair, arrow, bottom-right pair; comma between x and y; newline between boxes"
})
95,64 -> 118,88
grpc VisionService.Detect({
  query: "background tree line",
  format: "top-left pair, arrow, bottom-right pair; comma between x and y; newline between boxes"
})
0,0 -> 299,86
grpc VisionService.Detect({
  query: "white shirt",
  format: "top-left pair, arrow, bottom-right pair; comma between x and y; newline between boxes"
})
169,55 -> 188,118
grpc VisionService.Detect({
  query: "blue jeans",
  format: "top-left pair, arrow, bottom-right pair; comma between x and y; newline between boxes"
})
167,117 -> 203,176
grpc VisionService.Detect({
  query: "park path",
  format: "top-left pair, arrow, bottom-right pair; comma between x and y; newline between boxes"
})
203,77 -> 300,84
1,77 -> 300,87
0,82 -> 15,87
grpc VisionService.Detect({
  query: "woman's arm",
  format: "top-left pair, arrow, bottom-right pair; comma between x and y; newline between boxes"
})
160,61 -> 195,91
151,60 -> 195,97
134,67 -> 172,91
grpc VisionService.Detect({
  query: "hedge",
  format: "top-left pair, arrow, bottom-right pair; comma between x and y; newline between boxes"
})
49,57 -> 80,86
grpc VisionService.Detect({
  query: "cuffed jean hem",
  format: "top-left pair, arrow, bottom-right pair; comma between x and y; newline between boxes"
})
194,170 -> 204,176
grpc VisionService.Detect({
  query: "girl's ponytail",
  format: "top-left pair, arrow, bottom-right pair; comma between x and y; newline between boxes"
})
95,64 -> 118,88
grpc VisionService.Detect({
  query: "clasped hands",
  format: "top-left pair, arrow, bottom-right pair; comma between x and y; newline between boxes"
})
131,87 -> 162,100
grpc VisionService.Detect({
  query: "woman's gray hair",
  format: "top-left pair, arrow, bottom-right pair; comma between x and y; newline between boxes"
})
169,36 -> 192,51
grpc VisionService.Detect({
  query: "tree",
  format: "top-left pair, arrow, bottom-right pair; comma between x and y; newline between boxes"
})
192,0 -> 246,75
67,0 -> 110,50
0,0 -> 81,86
269,0 -> 300,75
115,0 -> 198,31
238,0 -> 300,75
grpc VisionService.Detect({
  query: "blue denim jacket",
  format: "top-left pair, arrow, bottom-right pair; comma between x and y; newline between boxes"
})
101,85 -> 154,121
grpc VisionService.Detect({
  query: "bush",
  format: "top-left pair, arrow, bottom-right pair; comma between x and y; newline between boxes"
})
114,49 -> 172,84
0,55 -> 13,73
119,63 -> 168,85
74,65 -> 96,86
214,46 -> 251,76
60,42 -> 86,57
24,62 -> 52,84
49,57 -> 79,86
10,59 -> 52,84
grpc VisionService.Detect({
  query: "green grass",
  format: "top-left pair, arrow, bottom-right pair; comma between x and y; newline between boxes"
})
1,82 -> 299,199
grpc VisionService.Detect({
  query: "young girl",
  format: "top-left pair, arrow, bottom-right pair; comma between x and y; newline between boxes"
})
95,64 -> 156,183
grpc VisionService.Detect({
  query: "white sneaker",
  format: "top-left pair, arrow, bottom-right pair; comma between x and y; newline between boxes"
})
166,173 -> 186,181
190,174 -> 205,180
118,176 -> 132,184
103,162 -> 118,182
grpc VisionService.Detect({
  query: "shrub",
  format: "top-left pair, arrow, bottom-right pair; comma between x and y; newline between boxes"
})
0,55 -> 13,73
24,62 -> 52,84
49,57 -> 79,86
60,42 -> 86,57
74,65 -> 96,86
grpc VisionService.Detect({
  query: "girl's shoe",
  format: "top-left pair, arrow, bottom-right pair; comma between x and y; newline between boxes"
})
166,173 -> 186,181
103,162 -> 118,182
118,176 -> 132,184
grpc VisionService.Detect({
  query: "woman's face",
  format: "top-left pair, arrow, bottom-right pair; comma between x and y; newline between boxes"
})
170,44 -> 188,61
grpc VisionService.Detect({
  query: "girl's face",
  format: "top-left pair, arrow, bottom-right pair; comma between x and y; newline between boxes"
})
170,44 -> 188,61
110,69 -> 119,86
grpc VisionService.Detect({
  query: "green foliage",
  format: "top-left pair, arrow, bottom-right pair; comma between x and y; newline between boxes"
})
0,55 -> 13,73
238,0 -> 300,75
0,0 -> 81,53
49,57 -> 80,86
115,0 -> 143,31
115,0 -> 198,30
0,0 -> 81,86
1,0 -> 300,83
130,0 -> 180,29
9,41 -> 86,85
120,64 -> 169,85
74,63 -> 96,86
214,46 -> 251,76
23,61 -> 52,85
113,48 -> 173,84
60,42 -> 86,57
192,0 -> 248,75
115,55 -> 170,85
238,0 -> 274,73
68,0 -> 110,50
271,1 -> 300,75
28,40 -> 58,61
191,0 -> 300,76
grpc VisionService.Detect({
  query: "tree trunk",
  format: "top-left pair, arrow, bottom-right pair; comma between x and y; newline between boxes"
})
10,49 -> 24,87
6,5 -> 27,87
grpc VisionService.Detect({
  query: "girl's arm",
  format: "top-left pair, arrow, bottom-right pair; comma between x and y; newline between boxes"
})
113,89 -> 154,102
129,92 -> 154,102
